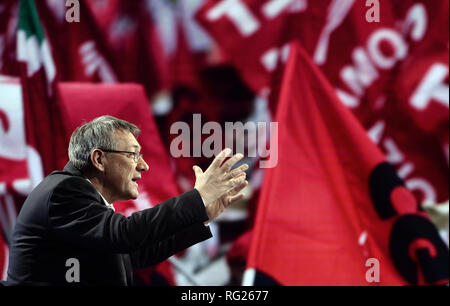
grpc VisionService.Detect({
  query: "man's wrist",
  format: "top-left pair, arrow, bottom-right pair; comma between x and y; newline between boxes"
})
195,187 -> 209,206
194,187 -> 211,221
200,195 -> 207,207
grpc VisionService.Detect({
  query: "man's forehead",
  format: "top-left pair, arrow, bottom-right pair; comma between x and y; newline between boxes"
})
114,129 -> 141,150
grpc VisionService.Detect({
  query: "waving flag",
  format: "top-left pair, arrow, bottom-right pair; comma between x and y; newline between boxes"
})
196,0 -> 309,94
1,0 -> 70,281
0,0 -> 19,76
196,0 -> 449,206
35,0 -> 118,83
0,76 -> 28,281
37,0 -> 170,99
86,0 -> 171,99
244,43 -> 448,286
17,0 -> 69,175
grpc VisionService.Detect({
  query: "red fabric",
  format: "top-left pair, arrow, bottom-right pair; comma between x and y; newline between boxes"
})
227,230 -> 252,267
395,50 -> 448,136
246,43 -> 448,285
36,0 -> 119,83
196,0 -> 449,204
0,0 -> 19,76
20,71 -> 69,175
0,0 -> 70,281
84,0 -> 120,32
196,0 -> 309,94
364,97 -> 449,204
18,1 -> 70,176
0,78 -> 30,221
86,0 -> 171,98
0,78 -> 29,185
58,82 -> 178,285
37,0 -> 170,98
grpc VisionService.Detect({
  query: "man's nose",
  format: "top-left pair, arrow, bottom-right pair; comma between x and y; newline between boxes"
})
137,157 -> 149,172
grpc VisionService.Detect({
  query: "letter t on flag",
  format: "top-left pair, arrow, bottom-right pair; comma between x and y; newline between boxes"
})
16,0 -> 69,177
244,43 -> 449,286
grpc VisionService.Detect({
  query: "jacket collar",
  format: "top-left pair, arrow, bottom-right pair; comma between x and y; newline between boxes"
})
61,162 -> 115,210
63,162 -> 86,178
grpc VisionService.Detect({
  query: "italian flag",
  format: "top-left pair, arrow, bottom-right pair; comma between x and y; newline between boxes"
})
17,0 -> 55,93
16,0 -> 68,176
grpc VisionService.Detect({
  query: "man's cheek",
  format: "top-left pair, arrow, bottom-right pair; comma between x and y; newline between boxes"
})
130,182 -> 139,194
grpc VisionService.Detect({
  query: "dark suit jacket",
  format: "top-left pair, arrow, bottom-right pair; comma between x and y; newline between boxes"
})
6,162 -> 212,286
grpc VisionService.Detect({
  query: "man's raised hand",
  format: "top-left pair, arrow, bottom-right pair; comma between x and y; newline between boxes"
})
193,148 -> 249,221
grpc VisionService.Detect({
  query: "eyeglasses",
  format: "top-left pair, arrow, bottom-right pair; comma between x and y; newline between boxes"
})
100,149 -> 143,163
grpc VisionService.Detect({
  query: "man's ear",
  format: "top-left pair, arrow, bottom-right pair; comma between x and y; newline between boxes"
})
90,149 -> 106,172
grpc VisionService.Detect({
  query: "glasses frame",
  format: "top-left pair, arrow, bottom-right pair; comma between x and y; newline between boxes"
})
99,149 -> 143,163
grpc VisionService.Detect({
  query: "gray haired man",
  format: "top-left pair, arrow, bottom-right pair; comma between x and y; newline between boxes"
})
6,115 -> 248,285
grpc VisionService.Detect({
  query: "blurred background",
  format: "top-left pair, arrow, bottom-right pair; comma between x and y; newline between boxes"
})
0,0 -> 448,285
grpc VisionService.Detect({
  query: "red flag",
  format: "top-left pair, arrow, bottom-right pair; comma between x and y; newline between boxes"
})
0,0 -> 19,76
84,0 -> 121,31
39,0 -> 170,98
365,95 -> 449,206
244,43 -> 448,285
196,0 -> 308,94
86,0 -> 171,99
17,0 -> 70,175
36,0 -> 118,83
197,0 -> 449,205
0,77 -> 29,237
58,83 -> 179,285
1,0 -> 71,280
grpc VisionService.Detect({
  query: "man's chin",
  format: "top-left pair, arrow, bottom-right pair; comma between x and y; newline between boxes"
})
128,192 -> 139,200
118,191 -> 139,202
127,184 -> 140,200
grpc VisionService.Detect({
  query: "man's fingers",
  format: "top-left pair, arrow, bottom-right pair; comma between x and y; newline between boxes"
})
209,148 -> 232,170
226,164 -> 249,180
226,193 -> 245,206
228,173 -> 247,188
226,175 -> 247,191
229,179 -> 248,195
221,153 -> 244,173
226,179 -> 249,205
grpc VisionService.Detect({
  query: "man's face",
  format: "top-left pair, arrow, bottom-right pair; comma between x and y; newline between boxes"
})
103,129 -> 149,202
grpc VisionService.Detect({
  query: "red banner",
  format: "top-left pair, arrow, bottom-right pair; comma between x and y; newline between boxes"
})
196,0 -> 449,204
35,0 -> 119,84
0,76 -> 29,281
245,43 -> 448,285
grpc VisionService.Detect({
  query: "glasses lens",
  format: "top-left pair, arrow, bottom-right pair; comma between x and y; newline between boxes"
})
134,153 -> 142,162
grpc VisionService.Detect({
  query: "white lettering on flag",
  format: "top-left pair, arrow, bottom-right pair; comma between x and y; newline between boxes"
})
410,64 -> 449,110
314,0 -> 355,65
79,40 -> 117,83
207,0 -> 260,36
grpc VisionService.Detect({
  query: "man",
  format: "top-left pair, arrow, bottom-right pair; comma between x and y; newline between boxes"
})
6,116 -> 248,285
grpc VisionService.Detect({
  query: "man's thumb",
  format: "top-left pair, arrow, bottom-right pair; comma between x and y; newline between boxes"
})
192,165 -> 203,177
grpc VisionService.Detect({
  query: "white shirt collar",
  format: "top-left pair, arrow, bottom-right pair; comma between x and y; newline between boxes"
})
85,178 -> 115,212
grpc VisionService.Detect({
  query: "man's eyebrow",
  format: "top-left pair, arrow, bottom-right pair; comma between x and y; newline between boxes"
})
131,145 -> 141,151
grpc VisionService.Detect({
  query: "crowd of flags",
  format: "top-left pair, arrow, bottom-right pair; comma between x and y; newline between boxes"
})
0,0 -> 448,285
